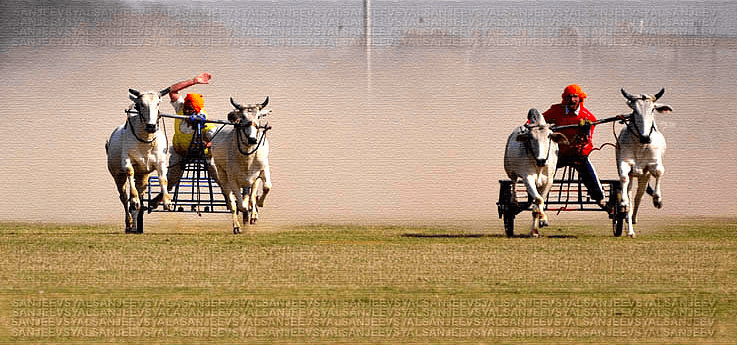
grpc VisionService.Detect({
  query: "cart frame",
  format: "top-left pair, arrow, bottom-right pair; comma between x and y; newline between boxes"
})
497,165 -> 626,237
136,114 -> 245,233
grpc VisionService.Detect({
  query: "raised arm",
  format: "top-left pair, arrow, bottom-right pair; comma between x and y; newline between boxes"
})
167,72 -> 212,102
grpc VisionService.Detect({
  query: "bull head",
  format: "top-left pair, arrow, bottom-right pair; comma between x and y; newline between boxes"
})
518,109 -> 567,167
228,96 -> 271,145
128,88 -> 165,133
621,88 -> 671,144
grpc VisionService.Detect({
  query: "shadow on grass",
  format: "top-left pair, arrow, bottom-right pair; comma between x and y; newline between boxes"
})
401,233 -> 578,239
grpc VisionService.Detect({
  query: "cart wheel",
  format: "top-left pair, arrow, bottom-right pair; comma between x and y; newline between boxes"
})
612,212 -> 624,237
503,211 -> 515,237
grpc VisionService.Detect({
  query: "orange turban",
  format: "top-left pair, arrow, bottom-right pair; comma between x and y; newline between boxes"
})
562,84 -> 587,104
184,93 -> 205,112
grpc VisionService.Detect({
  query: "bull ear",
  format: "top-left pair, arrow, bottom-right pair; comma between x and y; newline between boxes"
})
129,89 -> 141,98
159,87 -> 171,97
227,110 -> 240,123
261,96 -> 269,109
620,88 -> 635,102
655,104 -> 672,113
230,97 -> 243,110
654,88 -> 665,101
551,132 -> 569,146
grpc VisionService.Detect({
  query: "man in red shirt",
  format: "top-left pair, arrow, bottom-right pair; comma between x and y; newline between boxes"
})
543,84 -> 605,206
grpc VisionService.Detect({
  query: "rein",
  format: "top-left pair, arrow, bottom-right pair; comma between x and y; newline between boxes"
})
624,111 -> 656,141
124,108 -> 168,148
521,124 -> 553,165
125,109 -> 160,144
235,124 -> 271,156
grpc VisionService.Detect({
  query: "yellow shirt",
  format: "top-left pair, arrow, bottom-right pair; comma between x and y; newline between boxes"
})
171,97 -> 217,155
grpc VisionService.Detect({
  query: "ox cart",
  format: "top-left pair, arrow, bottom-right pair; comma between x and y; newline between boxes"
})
135,114 -> 240,233
497,115 -> 629,237
497,167 -> 626,237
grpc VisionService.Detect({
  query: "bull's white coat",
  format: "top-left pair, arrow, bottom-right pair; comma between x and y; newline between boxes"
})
106,89 -> 172,233
210,97 -> 272,234
616,88 -> 672,238
504,109 -> 568,237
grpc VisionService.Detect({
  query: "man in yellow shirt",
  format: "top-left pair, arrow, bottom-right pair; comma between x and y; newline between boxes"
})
150,73 -> 217,209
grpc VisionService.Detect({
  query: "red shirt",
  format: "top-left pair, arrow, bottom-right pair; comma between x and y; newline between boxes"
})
542,103 -> 597,157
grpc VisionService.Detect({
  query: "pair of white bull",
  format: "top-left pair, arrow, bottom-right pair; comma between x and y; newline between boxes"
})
105,89 -> 271,234
504,88 -> 672,238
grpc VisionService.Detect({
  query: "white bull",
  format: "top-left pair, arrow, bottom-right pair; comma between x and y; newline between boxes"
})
616,88 -> 672,238
106,88 -> 173,233
504,109 -> 568,237
210,96 -> 272,234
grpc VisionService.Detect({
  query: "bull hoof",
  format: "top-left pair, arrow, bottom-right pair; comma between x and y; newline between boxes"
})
149,194 -> 162,209
653,199 -> 663,209
628,233 -> 636,239
233,227 -> 241,234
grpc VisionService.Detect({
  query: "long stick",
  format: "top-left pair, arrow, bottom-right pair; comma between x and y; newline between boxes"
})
551,114 -> 631,131
126,109 -> 234,125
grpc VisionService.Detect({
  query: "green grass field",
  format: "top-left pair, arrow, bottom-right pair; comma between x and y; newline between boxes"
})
0,216 -> 734,344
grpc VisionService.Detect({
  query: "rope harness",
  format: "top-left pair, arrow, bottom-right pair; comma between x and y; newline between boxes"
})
235,122 -> 272,156
521,125 -> 553,166
125,106 -> 162,144
624,111 -> 656,142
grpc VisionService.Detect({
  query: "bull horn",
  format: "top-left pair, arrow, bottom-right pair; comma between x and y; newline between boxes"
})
654,88 -> 665,101
129,89 -> 141,97
261,96 -> 269,109
230,97 -> 243,110
159,87 -> 171,97
620,88 -> 636,101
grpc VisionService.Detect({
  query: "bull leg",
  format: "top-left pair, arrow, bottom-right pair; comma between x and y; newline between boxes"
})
256,166 -> 271,208
156,164 -> 173,211
130,173 -> 152,234
632,175 -> 649,226
247,180 -> 259,224
618,162 -> 632,213
231,185 -> 250,232
123,160 -> 139,212
651,164 -> 665,209
122,161 -> 142,233
618,162 -> 636,238
522,176 -> 544,237
114,174 -> 134,233
537,175 -> 555,229
223,188 -> 241,234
